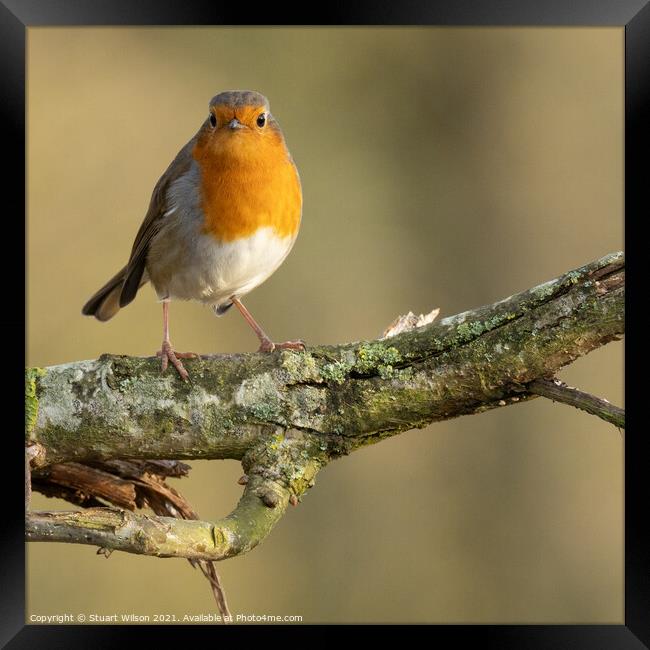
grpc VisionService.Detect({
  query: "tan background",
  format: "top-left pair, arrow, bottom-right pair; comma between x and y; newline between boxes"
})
27,27 -> 623,624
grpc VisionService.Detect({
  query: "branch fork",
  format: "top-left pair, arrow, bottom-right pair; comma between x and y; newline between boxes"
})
26,252 -> 625,562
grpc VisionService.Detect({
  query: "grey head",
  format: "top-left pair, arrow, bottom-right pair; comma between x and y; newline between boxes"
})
209,90 -> 270,112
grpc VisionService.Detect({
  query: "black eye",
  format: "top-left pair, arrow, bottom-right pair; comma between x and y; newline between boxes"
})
256,113 -> 266,128
209,113 -> 217,128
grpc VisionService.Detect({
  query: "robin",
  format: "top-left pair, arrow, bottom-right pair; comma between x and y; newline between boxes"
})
82,90 -> 304,381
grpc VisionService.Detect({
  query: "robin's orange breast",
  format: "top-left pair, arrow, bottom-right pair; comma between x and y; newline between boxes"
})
192,128 -> 302,243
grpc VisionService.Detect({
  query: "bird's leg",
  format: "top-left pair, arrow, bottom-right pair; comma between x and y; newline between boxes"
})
156,300 -> 197,381
230,296 -> 305,353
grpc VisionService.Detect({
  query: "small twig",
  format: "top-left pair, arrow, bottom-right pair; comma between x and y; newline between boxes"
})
528,378 -> 624,430
195,561 -> 232,622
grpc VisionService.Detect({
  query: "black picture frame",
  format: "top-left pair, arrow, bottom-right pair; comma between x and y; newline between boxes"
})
6,0 -> 647,644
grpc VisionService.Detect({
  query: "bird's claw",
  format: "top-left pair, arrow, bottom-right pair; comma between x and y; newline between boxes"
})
157,342 -> 197,381
258,338 -> 306,353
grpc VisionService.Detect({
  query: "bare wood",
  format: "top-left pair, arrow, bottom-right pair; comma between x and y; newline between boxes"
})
33,463 -> 136,509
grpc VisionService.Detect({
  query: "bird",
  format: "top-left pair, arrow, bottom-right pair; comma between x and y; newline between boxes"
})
82,90 -> 304,381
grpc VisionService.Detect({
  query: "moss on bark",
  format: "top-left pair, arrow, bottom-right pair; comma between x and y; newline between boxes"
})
26,252 -> 624,562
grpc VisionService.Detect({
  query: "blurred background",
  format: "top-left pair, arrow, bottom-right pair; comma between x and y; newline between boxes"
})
27,27 -> 623,624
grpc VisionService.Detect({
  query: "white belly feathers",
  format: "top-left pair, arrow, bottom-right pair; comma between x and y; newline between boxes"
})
145,161 -> 296,307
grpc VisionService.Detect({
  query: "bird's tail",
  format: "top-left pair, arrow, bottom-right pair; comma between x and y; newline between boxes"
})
82,266 -> 130,322
213,301 -> 234,317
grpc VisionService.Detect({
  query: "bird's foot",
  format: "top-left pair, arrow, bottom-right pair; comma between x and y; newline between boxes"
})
156,341 -> 197,381
258,338 -> 306,353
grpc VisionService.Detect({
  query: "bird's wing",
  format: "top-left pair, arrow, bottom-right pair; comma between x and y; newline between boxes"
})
119,137 -> 196,307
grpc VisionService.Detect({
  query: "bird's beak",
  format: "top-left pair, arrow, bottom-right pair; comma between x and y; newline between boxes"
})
228,118 -> 245,130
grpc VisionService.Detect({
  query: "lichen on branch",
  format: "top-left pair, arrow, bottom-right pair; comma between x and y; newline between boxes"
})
26,252 -> 624,561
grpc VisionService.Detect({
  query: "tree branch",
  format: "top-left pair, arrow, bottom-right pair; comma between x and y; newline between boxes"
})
25,252 -> 624,560
528,378 -> 624,429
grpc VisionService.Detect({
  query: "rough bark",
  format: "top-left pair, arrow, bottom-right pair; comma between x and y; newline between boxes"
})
25,252 -> 625,561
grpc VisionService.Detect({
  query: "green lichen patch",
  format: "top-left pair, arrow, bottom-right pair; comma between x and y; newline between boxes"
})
319,342 -> 403,384
452,312 -> 518,346
321,359 -> 351,384
25,367 -> 45,437
266,430 -> 286,452
394,367 -> 414,380
454,320 -> 487,343
530,278 -> 561,302
355,342 -> 402,373
279,350 -> 321,384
